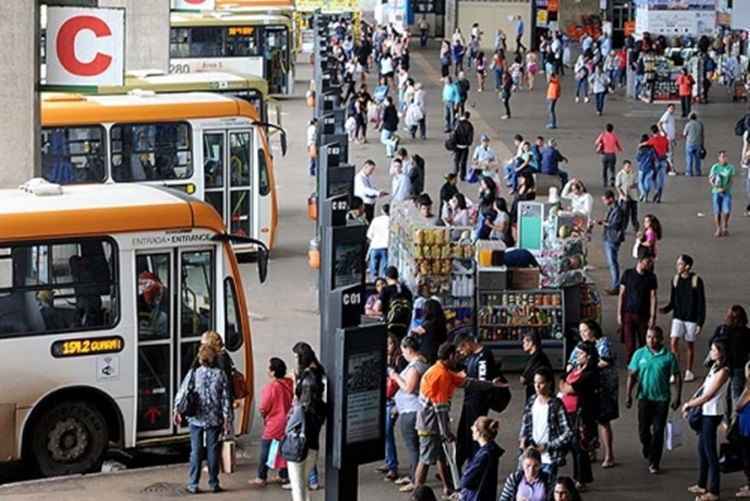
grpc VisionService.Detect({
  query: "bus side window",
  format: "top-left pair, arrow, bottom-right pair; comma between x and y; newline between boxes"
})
0,239 -> 118,338
258,148 -> 270,197
41,126 -> 106,185
111,123 -> 193,183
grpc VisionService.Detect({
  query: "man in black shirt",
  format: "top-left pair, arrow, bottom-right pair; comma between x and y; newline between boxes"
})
379,266 -> 413,338
619,252 -> 658,363
659,254 -> 706,382
454,333 -> 500,470
452,112 -> 474,180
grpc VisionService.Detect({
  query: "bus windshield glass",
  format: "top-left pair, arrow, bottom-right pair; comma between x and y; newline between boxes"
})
111,123 -> 193,182
41,127 -> 106,185
170,27 -> 261,58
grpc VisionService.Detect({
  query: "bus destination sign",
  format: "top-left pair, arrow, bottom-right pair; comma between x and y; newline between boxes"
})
51,336 -> 125,358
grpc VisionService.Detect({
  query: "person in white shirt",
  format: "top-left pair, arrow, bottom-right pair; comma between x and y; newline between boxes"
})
471,134 -> 499,180
413,83 -> 427,140
354,160 -> 388,222
390,158 -> 413,202
367,204 -> 390,279
658,103 -> 678,174
307,119 -> 318,176
561,178 -> 594,221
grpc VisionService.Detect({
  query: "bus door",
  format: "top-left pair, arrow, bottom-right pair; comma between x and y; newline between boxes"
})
135,247 -> 215,437
203,129 -> 255,240
263,27 -> 290,94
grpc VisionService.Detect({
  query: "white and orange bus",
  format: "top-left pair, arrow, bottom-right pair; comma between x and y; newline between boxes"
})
0,181 -> 267,477
40,92 -> 280,252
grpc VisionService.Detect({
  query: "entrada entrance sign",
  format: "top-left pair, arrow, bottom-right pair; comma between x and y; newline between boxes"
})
45,7 -> 124,87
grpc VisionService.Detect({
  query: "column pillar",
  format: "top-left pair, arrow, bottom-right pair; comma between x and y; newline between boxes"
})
98,0 -> 170,72
0,1 -> 39,187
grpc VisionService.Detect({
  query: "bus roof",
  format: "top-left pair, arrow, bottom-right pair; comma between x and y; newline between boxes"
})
96,71 -> 269,97
0,184 -> 225,242
170,11 -> 292,28
41,92 -> 259,127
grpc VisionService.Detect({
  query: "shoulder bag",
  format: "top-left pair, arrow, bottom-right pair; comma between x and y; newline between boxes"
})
686,385 -> 704,433
176,369 -> 199,418
232,370 -> 250,400
281,404 -> 308,463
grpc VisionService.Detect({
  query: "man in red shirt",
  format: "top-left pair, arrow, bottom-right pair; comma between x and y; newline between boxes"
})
595,123 -> 623,188
641,125 -> 670,203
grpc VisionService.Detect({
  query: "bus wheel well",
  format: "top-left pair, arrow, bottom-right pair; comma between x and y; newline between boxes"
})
22,387 -> 124,462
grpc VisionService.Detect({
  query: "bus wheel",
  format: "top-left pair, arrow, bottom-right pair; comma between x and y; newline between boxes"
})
31,401 -> 109,477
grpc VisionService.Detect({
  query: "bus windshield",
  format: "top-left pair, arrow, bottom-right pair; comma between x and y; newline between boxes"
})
170,26 -> 261,58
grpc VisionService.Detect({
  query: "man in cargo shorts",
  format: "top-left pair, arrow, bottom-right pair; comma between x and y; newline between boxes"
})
414,342 -> 499,496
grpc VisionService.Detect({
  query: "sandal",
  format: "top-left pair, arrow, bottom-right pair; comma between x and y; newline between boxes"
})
688,485 -> 707,495
601,460 -> 615,469
697,493 -> 720,501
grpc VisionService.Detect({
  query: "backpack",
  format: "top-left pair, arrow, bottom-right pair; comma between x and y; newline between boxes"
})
673,273 -> 700,289
409,155 -> 425,195
735,116 -> 747,137
386,295 -> 413,334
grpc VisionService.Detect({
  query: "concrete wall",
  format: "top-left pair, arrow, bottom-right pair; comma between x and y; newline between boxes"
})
0,1 -> 39,188
456,1 -> 532,51
98,0 -> 170,72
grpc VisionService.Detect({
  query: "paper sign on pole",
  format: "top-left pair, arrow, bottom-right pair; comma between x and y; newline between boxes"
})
45,7 -> 125,87
173,0 -> 217,11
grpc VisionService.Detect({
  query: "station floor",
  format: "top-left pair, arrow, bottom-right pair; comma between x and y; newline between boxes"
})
2,43 -> 750,500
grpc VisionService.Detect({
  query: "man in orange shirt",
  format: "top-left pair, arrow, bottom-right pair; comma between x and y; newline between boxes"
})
546,73 -> 561,129
414,342 -> 500,496
676,68 -> 695,118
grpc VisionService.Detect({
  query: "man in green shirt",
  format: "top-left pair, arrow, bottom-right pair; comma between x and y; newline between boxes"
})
626,326 -> 682,474
709,150 -> 736,238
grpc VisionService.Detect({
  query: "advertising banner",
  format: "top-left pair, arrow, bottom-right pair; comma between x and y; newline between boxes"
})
45,7 -> 125,87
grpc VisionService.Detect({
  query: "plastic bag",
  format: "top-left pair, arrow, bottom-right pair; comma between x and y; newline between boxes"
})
666,418 -> 683,450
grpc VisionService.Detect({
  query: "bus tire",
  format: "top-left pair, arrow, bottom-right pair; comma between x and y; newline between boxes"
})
31,401 -> 109,477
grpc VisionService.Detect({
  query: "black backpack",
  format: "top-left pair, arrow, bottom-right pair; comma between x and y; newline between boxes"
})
387,295 -> 412,334
735,116 -> 747,137
409,155 -> 425,195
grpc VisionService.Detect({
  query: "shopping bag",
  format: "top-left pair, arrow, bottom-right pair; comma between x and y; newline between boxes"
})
666,418 -> 683,450
220,440 -> 236,474
266,439 -> 281,469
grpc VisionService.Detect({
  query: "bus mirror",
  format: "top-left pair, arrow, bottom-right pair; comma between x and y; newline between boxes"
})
257,247 -> 269,284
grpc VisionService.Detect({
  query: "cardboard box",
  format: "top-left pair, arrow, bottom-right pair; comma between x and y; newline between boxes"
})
510,268 -> 541,290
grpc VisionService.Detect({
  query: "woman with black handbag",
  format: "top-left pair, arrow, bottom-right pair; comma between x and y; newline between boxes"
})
174,345 -> 232,494
284,342 -> 326,501
683,340 -> 730,501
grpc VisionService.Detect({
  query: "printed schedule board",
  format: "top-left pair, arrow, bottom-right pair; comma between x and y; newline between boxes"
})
331,324 -> 387,469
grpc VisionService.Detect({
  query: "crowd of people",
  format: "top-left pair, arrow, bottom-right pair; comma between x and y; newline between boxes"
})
167,14 -> 750,501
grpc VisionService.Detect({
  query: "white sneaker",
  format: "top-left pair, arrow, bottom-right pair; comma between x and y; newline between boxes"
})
685,370 -> 696,382
281,483 -> 292,490
669,374 -> 675,384
395,476 -> 412,486
584,97 -> 590,103
575,97 -> 580,103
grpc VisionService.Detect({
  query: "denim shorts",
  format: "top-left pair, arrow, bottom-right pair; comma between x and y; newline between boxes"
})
712,192 -> 732,215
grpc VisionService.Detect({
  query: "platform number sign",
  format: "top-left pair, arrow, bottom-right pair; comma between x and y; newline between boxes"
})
45,7 -> 125,87
172,0 -> 217,11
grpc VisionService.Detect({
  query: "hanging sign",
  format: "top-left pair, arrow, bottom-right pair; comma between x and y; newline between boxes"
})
45,7 -> 125,87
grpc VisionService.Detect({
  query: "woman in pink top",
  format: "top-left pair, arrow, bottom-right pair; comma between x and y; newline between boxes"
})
636,214 -> 662,260
250,358 -> 295,487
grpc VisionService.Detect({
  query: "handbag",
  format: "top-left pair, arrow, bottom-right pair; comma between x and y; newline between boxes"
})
699,145 -> 707,160
281,404 -> 308,463
666,417 -> 684,450
232,370 -> 250,400
220,440 -> 236,474
686,386 -> 704,433
176,369 -> 199,418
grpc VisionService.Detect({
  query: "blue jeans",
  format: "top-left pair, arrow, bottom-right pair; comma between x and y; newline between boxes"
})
494,68 -> 503,90
385,400 -> 398,473
639,169 -> 654,198
575,78 -> 588,98
547,98 -> 558,128
369,248 -> 388,278
595,91 -> 606,113
309,156 -> 317,177
686,144 -> 702,176
399,412 -> 420,481
712,192 -> 732,215
541,462 -> 558,482
380,129 -> 398,157
653,159 -> 667,199
188,424 -> 221,490
603,240 -> 621,289
258,438 -> 289,481
698,415 -> 722,495
443,102 -> 455,131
